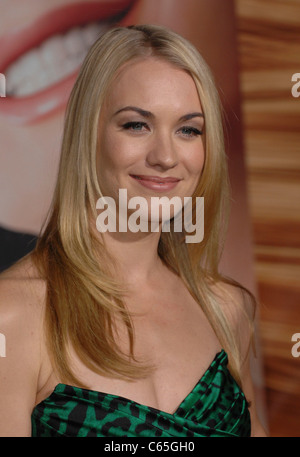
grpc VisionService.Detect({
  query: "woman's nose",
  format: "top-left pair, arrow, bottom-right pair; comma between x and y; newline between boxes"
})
145,131 -> 178,170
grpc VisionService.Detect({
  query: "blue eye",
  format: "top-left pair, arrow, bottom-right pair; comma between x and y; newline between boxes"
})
180,126 -> 203,137
122,121 -> 147,131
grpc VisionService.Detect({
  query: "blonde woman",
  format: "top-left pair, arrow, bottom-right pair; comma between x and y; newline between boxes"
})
0,25 -> 267,437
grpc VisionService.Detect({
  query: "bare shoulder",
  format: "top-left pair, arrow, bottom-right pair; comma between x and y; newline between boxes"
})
0,254 -> 48,436
0,252 -> 44,290
0,254 -> 46,336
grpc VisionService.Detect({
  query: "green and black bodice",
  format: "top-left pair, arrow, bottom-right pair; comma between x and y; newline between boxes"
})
31,350 -> 251,437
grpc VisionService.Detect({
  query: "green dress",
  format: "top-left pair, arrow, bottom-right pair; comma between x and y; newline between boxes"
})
31,350 -> 251,437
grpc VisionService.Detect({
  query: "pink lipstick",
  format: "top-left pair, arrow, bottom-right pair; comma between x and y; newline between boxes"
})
130,174 -> 181,192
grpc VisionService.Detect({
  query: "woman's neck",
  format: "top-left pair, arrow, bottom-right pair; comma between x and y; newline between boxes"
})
99,228 -> 165,286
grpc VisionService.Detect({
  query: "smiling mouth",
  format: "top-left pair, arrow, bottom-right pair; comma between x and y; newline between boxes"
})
130,174 -> 182,192
0,1 -> 137,124
131,175 -> 181,183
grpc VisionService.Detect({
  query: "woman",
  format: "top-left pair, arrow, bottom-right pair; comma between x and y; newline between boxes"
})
0,25 -> 266,437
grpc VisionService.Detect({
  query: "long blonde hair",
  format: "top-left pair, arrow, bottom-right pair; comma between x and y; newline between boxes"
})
33,24 -> 255,387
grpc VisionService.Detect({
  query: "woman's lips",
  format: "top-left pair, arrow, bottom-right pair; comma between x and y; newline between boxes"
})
0,0 -> 137,125
130,175 -> 182,192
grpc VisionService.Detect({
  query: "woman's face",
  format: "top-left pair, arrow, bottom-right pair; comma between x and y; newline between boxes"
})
97,57 -> 205,226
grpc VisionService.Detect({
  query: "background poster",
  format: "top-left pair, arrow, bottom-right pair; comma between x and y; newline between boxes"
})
0,0 -> 299,436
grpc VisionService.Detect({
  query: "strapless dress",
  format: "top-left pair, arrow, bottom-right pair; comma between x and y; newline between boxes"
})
31,350 -> 251,437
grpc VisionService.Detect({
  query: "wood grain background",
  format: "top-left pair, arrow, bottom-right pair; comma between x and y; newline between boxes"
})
235,0 -> 300,437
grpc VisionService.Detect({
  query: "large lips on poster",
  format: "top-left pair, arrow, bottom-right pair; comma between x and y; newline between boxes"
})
0,0 -> 137,125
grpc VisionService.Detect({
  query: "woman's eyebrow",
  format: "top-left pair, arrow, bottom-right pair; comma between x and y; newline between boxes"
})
113,106 -> 153,118
179,112 -> 204,122
113,106 -> 204,121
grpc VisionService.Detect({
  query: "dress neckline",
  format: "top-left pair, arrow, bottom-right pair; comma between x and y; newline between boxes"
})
46,349 -> 227,417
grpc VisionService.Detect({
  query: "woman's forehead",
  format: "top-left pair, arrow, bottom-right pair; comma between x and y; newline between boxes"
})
102,57 -> 202,114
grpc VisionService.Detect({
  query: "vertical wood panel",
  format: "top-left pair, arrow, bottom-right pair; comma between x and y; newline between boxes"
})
235,0 -> 300,437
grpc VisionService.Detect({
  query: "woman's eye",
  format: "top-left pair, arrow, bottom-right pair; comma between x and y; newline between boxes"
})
122,121 -> 148,131
179,126 -> 203,137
